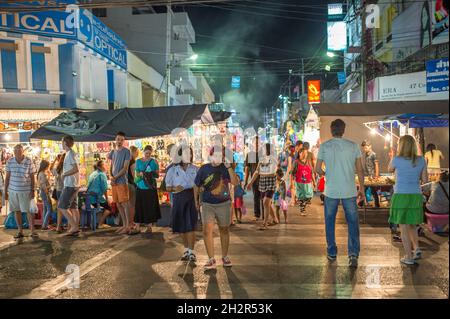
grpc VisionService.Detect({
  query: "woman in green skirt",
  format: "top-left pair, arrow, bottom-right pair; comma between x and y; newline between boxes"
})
388,135 -> 428,265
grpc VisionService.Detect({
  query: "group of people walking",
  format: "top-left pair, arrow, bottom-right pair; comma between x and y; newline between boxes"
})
1,120 -> 448,269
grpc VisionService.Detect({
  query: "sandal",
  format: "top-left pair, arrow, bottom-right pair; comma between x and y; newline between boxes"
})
258,224 -> 268,231
14,232 -> 24,239
128,228 -> 140,235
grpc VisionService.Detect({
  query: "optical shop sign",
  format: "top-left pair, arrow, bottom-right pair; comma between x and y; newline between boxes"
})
0,7 -> 127,69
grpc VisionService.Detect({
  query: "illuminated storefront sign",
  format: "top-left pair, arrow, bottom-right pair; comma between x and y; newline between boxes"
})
327,21 -> 347,51
307,80 -> 321,104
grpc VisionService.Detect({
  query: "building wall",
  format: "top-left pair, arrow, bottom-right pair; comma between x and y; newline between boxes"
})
99,8 -> 197,104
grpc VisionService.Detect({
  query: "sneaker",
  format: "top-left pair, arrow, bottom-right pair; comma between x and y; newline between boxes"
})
348,256 -> 358,268
189,253 -> 197,263
392,234 -> 402,242
413,248 -> 422,260
327,255 -> 337,262
30,232 -> 39,238
181,251 -> 190,262
222,256 -> 232,267
204,258 -> 217,270
400,257 -> 416,266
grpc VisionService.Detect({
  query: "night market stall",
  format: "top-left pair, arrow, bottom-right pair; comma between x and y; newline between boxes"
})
313,100 -> 449,222
28,105 -> 231,228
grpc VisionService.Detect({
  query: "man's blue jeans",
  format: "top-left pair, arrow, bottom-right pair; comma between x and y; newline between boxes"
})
324,196 -> 360,257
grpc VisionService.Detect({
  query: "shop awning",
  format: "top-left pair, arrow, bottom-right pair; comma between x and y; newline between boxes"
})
313,100 -> 449,117
30,104 -> 226,142
382,113 -> 449,128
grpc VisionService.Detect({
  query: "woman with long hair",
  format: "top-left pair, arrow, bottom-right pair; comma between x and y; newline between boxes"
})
389,135 -> 428,265
424,143 -> 444,176
50,153 -> 65,233
38,160 -> 52,230
134,145 -> 161,234
247,143 -> 279,230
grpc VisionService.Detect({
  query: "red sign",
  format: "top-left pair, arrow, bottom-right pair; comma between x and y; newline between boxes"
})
307,80 -> 321,104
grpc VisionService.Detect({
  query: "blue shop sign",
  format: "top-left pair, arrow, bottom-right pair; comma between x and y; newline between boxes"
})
0,1 -> 76,8
231,76 -> 240,89
78,9 -> 127,69
0,8 -> 127,69
426,58 -> 449,93
337,71 -> 346,84
0,11 -> 77,38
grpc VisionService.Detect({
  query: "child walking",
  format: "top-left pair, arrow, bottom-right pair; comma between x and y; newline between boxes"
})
231,175 -> 245,224
273,169 -> 288,223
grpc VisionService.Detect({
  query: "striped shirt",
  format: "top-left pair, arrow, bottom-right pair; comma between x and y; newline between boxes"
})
5,157 -> 36,192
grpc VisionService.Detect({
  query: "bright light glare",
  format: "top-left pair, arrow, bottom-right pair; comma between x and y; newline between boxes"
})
385,135 -> 392,141
370,129 -> 377,135
327,51 -> 335,58
190,54 -> 198,61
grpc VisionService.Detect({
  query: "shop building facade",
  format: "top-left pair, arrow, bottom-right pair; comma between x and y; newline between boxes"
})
0,6 -> 128,110
97,7 -> 212,106
341,0 -> 449,103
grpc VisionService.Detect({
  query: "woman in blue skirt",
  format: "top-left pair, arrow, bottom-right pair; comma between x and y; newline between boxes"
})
165,146 -> 199,263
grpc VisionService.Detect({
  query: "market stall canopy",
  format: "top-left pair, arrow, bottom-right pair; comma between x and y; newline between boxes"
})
381,113 -> 449,128
30,105 -> 227,142
313,100 -> 449,117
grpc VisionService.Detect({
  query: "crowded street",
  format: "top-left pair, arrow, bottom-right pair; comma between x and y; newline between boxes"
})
0,0 -> 449,306
0,195 -> 448,299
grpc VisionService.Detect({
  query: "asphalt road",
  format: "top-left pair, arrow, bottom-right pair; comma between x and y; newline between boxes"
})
0,195 -> 448,299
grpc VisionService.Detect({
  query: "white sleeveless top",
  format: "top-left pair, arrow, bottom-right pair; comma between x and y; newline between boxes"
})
259,156 -> 277,176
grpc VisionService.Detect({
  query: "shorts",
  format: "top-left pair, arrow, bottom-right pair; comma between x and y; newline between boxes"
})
261,190 -> 275,199
201,201 -> 232,227
8,191 -> 32,213
233,197 -> 243,209
58,187 -> 79,210
112,184 -> 129,204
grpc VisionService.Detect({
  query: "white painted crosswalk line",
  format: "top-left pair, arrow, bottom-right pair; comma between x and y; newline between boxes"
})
18,237 -> 139,299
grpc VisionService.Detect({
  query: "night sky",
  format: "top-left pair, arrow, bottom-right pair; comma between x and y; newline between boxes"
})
181,0 -> 334,127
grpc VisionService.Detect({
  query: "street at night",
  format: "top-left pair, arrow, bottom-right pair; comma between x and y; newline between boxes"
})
0,0 -> 449,308
0,196 -> 447,299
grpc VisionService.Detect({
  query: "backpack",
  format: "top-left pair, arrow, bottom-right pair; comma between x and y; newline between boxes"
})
295,160 -> 312,184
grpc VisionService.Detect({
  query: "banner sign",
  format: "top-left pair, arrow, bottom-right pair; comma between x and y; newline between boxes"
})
307,80 -> 321,104
231,76 -> 241,89
0,7 -> 127,69
426,58 -> 449,93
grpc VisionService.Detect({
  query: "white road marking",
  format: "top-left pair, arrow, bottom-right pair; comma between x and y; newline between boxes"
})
18,237 -> 138,299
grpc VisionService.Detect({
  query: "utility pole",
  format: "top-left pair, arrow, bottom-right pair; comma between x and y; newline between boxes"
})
301,58 -> 305,96
360,1 -> 367,103
165,0 -> 172,106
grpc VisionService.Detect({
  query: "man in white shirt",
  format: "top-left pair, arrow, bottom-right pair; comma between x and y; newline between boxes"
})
316,119 -> 365,268
4,144 -> 37,238
58,135 -> 80,236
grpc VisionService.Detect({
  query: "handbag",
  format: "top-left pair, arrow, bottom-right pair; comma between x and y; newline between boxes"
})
142,159 -> 157,190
